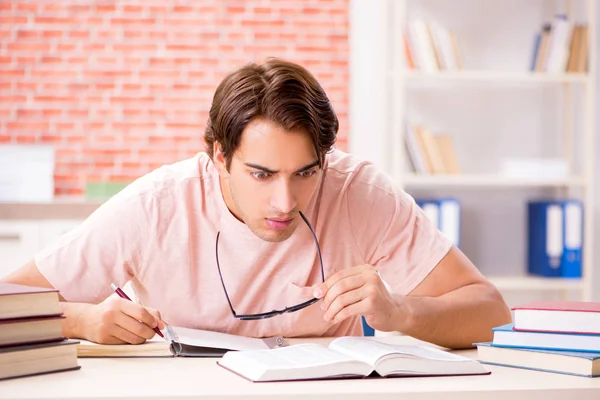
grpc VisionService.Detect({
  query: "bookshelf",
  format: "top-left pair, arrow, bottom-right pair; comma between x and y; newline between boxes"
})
349,0 -> 596,305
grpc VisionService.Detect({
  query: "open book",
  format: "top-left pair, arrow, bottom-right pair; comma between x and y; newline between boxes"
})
77,326 -> 286,357
218,336 -> 489,382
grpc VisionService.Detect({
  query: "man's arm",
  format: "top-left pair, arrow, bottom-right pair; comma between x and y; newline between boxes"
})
398,245 -> 512,348
2,261 -> 164,344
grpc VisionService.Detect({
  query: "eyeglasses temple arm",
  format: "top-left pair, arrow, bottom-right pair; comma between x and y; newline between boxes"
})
215,231 -> 239,317
299,211 -> 325,282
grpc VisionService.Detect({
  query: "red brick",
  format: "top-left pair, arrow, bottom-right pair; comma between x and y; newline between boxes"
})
35,17 -> 78,24
110,18 -> 156,26
0,17 -> 28,24
96,5 -> 117,13
7,122 -> 49,132
123,5 -> 145,13
16,136 -> 37,143
57,44 -> 77,51
40,135 -> 63,143
69,31 -> 90,38
7,42 -> 51,52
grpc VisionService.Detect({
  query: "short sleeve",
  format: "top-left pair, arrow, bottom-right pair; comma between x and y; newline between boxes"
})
35,189 -> 157,303
346,164 -> 453,295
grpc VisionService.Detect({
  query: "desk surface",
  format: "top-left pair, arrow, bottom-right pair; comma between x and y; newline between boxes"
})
1,336 -> 599,400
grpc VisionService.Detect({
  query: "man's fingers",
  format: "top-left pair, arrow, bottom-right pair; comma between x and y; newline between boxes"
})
330,301 -> 367,325
314,265 -> 367,298
321,274 -> 366,310
115,311 -> 157,340
323,287 -> 365,321
119,299 -> 158,328
110,324 -> 147,345
148,309 -> 166,330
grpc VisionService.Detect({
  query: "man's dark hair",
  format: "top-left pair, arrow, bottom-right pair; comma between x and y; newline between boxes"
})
204,58 -> 338,170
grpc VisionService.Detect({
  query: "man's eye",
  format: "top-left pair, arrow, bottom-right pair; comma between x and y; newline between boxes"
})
251,171 -> 271,180
298,170 -> 316,178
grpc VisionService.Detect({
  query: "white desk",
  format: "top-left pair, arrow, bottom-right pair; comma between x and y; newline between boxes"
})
1,336 -> 599,400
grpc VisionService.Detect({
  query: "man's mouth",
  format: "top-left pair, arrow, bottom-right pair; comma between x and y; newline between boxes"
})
265,216 -> 294,230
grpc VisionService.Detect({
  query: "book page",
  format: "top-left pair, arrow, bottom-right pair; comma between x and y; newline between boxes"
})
218,343 -> 374,381
169,326 -> 278,351
329,337 -> 403,366
329,337 -> 466,366
236,343 -> 360,368
77,338 -> 171,357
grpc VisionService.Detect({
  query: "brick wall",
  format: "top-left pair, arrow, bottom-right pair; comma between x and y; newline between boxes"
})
0,1 -> 349,195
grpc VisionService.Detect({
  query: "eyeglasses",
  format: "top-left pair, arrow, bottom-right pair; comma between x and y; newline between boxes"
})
215,210 -> 325,320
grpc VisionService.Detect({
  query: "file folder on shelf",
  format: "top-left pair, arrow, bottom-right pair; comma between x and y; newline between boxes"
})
416,198 -> 461,248
527,200 -> 583,278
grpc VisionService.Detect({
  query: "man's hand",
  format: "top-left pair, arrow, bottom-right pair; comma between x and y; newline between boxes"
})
80,295 -> 166,344
313,264 -> 406,332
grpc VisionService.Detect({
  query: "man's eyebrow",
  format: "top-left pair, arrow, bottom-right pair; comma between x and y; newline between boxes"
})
244,160 -> 320,174
295,160 -> 320,173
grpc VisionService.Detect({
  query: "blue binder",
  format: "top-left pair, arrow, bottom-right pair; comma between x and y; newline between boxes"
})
415,198 -> 461,247
527,200 -> 583,278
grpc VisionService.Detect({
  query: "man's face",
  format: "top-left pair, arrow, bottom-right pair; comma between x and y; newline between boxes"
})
214,118 -> 322,242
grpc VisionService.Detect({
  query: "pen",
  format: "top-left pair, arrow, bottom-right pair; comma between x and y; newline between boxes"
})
110,282 -> 164,339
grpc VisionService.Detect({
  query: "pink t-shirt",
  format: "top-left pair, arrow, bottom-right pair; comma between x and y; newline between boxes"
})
36,149 -> 452,338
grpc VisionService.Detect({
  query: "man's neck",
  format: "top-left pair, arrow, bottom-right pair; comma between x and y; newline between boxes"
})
218,175 -> 243,222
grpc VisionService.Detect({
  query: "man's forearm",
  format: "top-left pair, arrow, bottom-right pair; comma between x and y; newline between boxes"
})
396,283 -> 512,349
60,302 -> 93,340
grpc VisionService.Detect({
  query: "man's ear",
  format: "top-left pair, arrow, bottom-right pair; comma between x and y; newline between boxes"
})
213,142 -> 229,177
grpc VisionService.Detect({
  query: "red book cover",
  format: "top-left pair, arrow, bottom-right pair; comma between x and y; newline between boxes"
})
512,301 -> 600,313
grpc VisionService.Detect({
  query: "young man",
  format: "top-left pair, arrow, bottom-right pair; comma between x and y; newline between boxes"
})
2,58 -> 511,348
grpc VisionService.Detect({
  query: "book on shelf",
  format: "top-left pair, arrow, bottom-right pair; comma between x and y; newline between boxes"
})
405,125 -> 461,175
218,336 -> 489,382
491,322 -> 600,353
512,300 -> 600,335
77,325 -> 285,357
530,15 -> 588,73
403,19 -> 461,72
475,342 -> 600,378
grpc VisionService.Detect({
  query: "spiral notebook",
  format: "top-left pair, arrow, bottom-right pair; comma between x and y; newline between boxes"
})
77,326 -> 286,358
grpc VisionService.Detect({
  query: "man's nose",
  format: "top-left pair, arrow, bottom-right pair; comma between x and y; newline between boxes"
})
271,180 -> 297,214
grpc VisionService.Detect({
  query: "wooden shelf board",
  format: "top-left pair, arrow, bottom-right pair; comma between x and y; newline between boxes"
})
402,174 -> 586,188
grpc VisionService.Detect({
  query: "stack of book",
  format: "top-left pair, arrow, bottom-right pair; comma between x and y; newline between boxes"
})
476,300 -> 600,377
405,125 -> 461,175
402,19 -> 462,72
0,282 -> 80,380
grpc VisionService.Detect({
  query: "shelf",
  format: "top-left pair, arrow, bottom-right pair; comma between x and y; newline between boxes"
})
488,276 -> 583,291
402,174 -> 586,188
394,70 -> 590,85
0,196 -> 104,220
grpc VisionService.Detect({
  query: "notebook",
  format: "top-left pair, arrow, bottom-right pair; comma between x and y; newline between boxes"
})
0,282 -> 61,320
217,336 -> 490,382
77,325 -> 286,357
